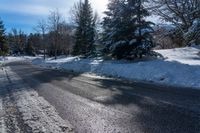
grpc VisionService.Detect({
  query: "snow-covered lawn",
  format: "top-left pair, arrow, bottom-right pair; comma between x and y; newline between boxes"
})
155,47 -> 200,65
0,56 -> 38,64
31,46 -> 200,89
1,46 -> 200,89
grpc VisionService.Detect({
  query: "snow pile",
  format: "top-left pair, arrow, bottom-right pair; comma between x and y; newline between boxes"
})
14,89 -> 74,133
0,98 -> 6,133
0,56 -> 39,64
0,57 -> 6,63
0,57 -> 22,63
32,47 -> 200,89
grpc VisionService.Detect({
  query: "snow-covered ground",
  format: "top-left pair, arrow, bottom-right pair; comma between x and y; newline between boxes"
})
155,47 -> 200,65
1,46 -> 200,89
0,56 -> 38,64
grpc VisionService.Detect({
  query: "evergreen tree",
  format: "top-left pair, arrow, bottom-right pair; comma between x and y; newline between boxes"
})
25,33 -> 36,56
72,0 -> 96,56
0,18 -> 9,55
102,0 -> 154,59
25,42 -> 35,56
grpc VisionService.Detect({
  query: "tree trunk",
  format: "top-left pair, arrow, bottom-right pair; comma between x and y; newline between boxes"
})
54,33 -> 58,60
42,33 -> 46,60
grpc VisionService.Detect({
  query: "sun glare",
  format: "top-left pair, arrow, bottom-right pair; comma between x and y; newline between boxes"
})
91,0 -> 108,14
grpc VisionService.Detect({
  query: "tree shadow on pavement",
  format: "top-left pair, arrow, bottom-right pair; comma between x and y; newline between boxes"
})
90,78 -> 200,133
5,61 -> 200,133
5,61 -> 82,82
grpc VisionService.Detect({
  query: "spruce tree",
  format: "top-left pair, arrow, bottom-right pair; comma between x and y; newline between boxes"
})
26,33 -> 35,56
102,0 -> 154,59
73,0 -> 96,56
0,18 -> 9,55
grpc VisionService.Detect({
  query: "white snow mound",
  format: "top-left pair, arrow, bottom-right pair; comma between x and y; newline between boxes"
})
3,47 -> 200,89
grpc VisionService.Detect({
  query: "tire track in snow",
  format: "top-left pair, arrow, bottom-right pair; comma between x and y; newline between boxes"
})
0,98 -> 6,133
4,67 -> 74,133
0,67 -> 6,133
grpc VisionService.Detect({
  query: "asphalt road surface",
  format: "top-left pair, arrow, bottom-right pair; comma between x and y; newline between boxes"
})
1,61 -> 200,133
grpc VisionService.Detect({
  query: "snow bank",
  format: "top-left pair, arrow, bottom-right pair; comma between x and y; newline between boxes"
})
2,47 -> 199,89
15,89 -> 74,133
0,56 -> 39,64
31,47 -> 200,89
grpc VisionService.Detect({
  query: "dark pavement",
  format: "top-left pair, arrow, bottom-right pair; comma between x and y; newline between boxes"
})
4,61 -> 200,133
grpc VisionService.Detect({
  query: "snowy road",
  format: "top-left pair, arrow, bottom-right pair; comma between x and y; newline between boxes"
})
0,65 -> 74,133
1,61 -> 200,133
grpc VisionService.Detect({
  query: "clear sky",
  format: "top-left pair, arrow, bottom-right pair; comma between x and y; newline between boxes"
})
0,0 -> 108,34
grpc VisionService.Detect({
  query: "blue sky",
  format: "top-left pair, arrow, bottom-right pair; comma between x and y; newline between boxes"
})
0,0 -> 108,34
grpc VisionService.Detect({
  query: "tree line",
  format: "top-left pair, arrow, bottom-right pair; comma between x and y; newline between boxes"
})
0,0 -> 200,59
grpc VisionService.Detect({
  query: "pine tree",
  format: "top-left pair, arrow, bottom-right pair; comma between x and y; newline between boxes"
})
72,0 -> 96,56
0,18 -> 9,55
25,33 -> 36,56
102,0 -> 154,59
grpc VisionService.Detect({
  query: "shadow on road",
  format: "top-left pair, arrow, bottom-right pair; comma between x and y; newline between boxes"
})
89,78 -> 200,133
5,61 -> 200,133
5,61 -> 82,81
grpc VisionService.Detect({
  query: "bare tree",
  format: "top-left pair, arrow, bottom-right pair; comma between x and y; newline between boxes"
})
149,0 -> 200,45
35,19 -> 48,60
10,28 -> 27,55
57,22 -> 74,55
48,9 -> 62,59
153,25 -> 178,49
149,0 -> 200,28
